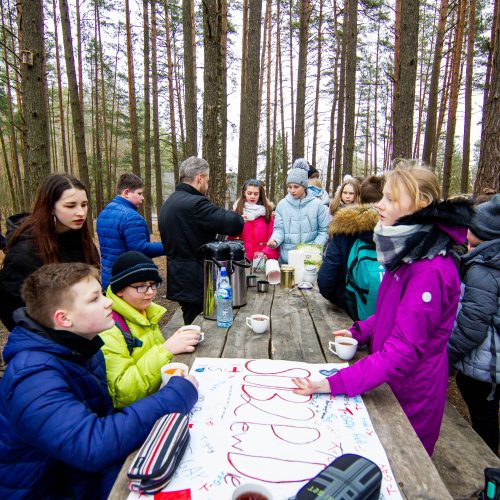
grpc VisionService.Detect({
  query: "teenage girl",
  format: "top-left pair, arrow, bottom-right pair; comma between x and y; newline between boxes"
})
293,161 -> 473,455
329,176 -> 361,217
233,179 -> 279,262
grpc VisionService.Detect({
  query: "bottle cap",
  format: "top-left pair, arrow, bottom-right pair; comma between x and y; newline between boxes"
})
220,267 -> 227,276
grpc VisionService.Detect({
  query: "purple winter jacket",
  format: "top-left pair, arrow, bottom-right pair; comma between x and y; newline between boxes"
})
327,226 -> 466,455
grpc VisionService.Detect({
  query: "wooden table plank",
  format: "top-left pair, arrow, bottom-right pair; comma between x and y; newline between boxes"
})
270,286 -> 325,363
432,400 -> 500,499
222,285 -> 274,359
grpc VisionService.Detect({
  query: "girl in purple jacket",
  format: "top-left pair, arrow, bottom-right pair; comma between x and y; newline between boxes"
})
293,162 -> 473,455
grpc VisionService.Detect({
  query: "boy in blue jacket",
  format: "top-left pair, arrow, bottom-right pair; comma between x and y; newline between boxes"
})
0,263 -> 198,499
97,173 -> 164,289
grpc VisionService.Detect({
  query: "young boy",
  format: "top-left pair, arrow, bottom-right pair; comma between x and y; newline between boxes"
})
97,173 -> 164,289
100,251 -> 201,408
0,263 -> 198,499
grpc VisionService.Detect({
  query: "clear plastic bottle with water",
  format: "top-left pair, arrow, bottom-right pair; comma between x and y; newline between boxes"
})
216,267 -> 233,328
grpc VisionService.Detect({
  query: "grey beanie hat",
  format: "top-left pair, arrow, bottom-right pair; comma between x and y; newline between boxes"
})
287,158 -> 309,189
470,193 -> 500,242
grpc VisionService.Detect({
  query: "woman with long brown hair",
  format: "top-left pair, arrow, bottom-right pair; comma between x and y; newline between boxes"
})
0,173 -> 99,330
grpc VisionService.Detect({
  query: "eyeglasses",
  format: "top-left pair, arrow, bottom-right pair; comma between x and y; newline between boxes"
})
128,283 -> 161,294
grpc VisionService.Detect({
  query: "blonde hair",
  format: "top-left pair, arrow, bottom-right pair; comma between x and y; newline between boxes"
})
330,177 -> 361,216
308,178 -> 323,189
385,159 -> 440,211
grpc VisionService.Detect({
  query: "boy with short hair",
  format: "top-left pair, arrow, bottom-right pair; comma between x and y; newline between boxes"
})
100,251 -> 201,408
97,173 -> 164,290
0,263 -> 198,499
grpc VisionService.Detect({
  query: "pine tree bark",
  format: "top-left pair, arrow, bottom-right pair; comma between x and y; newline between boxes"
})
292,0 -> 311,161
59,0 -> 90,202
19,0 -> 51,202
237,0 -> 263,188
265,0 -> 272,189
391,0 -> 419,160
442,0 -> 466,198
422,0 -> 448,164
143,0 -> 152,227
182,0 -> 197,157
474,3 -> 500,195
312,0 -> 323,167
203,0 -> 227,206
125,0 -> 141,176
461,0 -> 475,194
342,0 -> 358,175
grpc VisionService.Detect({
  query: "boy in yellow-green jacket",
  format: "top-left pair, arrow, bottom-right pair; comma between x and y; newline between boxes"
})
100,251 -> 201,408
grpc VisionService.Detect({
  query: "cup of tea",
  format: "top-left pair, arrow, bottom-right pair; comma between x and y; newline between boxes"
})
328,337 -> 358,361
160,362 -> 189,386
178,325 -> 204,342
245,314 -> 269,334
231,483 -> 273,500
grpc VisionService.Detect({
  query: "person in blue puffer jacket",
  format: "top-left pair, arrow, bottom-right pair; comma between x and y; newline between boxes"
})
268,159 -> 330,263
0,263 -> 198,499
97,173 -> 164,290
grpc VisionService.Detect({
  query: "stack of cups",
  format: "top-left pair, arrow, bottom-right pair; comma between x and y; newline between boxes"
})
287,250 -> 305,284
265,259 -> 280,285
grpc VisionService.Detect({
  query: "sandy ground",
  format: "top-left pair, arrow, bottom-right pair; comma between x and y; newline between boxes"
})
0,226 -> 471,425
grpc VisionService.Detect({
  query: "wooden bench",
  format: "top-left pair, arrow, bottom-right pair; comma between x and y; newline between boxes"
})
433,399 -> 500,499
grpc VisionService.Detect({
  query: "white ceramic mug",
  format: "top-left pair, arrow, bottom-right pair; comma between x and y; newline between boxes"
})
231,483 -> 273,500
245,314 -> 270,334
265,259 -> 280,285
160,362 -> 189,386
179,325 -> 204,343
328,337 -> 358,361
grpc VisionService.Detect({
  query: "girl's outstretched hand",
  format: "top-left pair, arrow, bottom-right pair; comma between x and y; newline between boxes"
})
332,329 -> 352,338
292,377 -> 330,396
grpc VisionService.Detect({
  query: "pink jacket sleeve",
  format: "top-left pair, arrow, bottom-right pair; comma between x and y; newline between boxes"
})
328,267 -> 447,397
349,314 -> 375,346
262,218 -> 280,260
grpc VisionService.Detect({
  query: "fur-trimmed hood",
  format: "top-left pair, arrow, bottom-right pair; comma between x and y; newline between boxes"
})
329,203 -> 379,238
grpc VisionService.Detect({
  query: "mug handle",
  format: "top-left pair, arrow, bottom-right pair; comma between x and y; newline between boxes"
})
246,317 -> 252,328
328,341 -> 337,355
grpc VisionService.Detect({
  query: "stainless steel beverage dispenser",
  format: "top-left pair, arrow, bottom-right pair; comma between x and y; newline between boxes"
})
226,240 -> 250,308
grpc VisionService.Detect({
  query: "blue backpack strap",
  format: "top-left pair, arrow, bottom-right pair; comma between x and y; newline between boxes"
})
111,310 -> 143,355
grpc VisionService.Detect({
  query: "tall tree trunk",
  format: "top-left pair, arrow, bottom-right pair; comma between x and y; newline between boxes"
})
292,0 -> 311,161
277,0 -> 288,200
19,0 -> 51,202
164,0 -> 179,183
52,0 -> 69,173
373,21 -> 380,172
422,0 -> 448,165
334,3 -> 348,188
59,0 -> 91,212
342,0 -> 358,175
75,0 -> 84,110
143,0 -> 152,228
172,41 -> 186,156
203,0 -> 227,206
108,26 -> 121,199
0,124 -> 18,211
461,0 -> 475,194
151,0 -> 163,216
312,0 -> 323,167
270,3 -> 279,202
442,0 -> 466,198
257,0 -> 270,159
265,0 -> 272,188
125,0 -> 141,176
237,0 -> 263,187
474,3 -> 500,195
182,0 -> 197,157
288,0 -> 295,146
391,0 -> 419,160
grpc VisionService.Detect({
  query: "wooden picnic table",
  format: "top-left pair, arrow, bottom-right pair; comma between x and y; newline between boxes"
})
109,283 -> 493,499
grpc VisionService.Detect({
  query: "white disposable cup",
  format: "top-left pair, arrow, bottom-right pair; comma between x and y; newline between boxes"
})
231,483 -> 273,500
328,337 -> 358,361
265,259 -> 280,285
179,325 -> 203,342
160,362 -> 189,386
246,314 -> 269,334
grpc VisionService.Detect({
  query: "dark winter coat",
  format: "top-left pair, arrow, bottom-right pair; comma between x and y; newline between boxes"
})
0,309 -> 197,499
318,204 -> 379,312
0,229 -> 98,331
97,196 -> 164,289
158,183 -> 244,304
448,239 -> 500,383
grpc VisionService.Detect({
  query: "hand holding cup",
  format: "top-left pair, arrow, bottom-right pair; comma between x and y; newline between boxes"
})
164,326 -> 202,355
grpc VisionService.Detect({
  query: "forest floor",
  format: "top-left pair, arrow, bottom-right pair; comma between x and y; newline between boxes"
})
0,225 -> 471,426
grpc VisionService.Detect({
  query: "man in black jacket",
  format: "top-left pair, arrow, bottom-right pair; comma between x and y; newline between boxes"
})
159,157 -> 244,324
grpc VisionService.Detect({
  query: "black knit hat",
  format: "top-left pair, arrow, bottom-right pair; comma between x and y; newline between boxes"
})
110,251 -> 162,294
308,165 -> 319,178
469,194 -> 500,242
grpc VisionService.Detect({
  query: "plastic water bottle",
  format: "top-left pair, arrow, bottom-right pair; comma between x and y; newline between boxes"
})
216,267 -> 233,328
